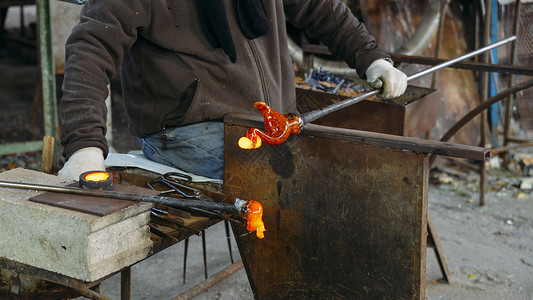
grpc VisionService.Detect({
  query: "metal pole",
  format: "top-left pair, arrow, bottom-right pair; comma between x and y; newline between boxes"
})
37,0 -> 60,171
300,36 -> 517,125
0,180 -> 241,214
479,0 -> 492,206
503,0 -> 521,164
37,0 -> 59,139
120,267 -> 131,300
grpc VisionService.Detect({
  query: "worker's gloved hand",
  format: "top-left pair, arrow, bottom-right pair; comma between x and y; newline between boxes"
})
365,58 -> 408,99
57,147 -> 105,180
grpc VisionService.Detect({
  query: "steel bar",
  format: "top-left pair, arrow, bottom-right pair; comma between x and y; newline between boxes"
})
225,220 -> 235,264
174,261 -> 244,300
183,237 -> 189,284
427,213 -> 452,283
0,180 -> 240,215
226,114 -> 490,161
182,207 -> 242,224
41,278 -> 112,300
202,230 -> 208,279
491,141 -> 533,156
389,54 -> 533,76
299,36 -> 517,125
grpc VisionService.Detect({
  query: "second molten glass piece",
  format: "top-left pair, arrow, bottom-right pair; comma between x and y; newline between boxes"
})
238,102 -> 301,149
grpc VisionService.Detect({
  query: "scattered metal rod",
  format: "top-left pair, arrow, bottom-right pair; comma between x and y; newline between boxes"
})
202,230 -> 208,280
151,207 -> 169,215
0,180 -> 241,215
40,278 -> 112,300
174,260 -> 244,300
183,237 -> 189,285
181,206 -> 243,224
225,220 -> 235,264
299,36 -> 517,125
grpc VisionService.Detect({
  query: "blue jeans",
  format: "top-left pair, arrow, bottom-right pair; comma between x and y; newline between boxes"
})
138,122 -> 224,180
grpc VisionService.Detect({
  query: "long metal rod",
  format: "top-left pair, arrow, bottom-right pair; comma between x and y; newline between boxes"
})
300,35 -> 517,125
0,180 -> 240,214
388,55 -> 533,76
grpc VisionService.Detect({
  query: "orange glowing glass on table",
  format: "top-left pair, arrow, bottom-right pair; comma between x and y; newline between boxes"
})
244,200 -> 266,239
238,102 -> 301,150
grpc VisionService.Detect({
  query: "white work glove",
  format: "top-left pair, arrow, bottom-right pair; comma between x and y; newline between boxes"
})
57,147 -> 106,180
365,58 -> 408,99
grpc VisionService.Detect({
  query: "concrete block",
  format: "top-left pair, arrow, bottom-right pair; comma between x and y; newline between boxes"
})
0,168 -> 153,282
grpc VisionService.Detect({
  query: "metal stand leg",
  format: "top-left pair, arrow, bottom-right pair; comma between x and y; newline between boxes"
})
427,213 -> 451,283
121,267 -> 131,300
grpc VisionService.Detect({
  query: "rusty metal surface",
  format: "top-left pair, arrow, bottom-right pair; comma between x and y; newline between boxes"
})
224,115 -> 429,299
28,183 -> 152,216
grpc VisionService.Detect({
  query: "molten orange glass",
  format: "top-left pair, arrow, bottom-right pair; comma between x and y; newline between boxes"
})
244,200 -> 266,239
238,102 -> 301,149
84,172 -> 110,182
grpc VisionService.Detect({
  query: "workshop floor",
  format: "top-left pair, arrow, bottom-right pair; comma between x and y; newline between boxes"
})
1,11 -> 533,300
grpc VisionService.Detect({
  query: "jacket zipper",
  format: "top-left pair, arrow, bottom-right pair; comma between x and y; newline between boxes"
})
246,40 -> 270,105
161,126 -> 167,150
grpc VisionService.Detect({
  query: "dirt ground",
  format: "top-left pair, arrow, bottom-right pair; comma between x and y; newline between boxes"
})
1,8 -> 533,300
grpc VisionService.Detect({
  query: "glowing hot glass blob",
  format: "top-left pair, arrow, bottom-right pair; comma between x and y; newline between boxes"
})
238,102 -> 301,150
245,200 -> 266,239
84,171 -> 110,182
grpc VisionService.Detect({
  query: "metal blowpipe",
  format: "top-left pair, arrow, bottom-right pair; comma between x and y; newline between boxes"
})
0,180 -> 241,215
299,35 -> 517,125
